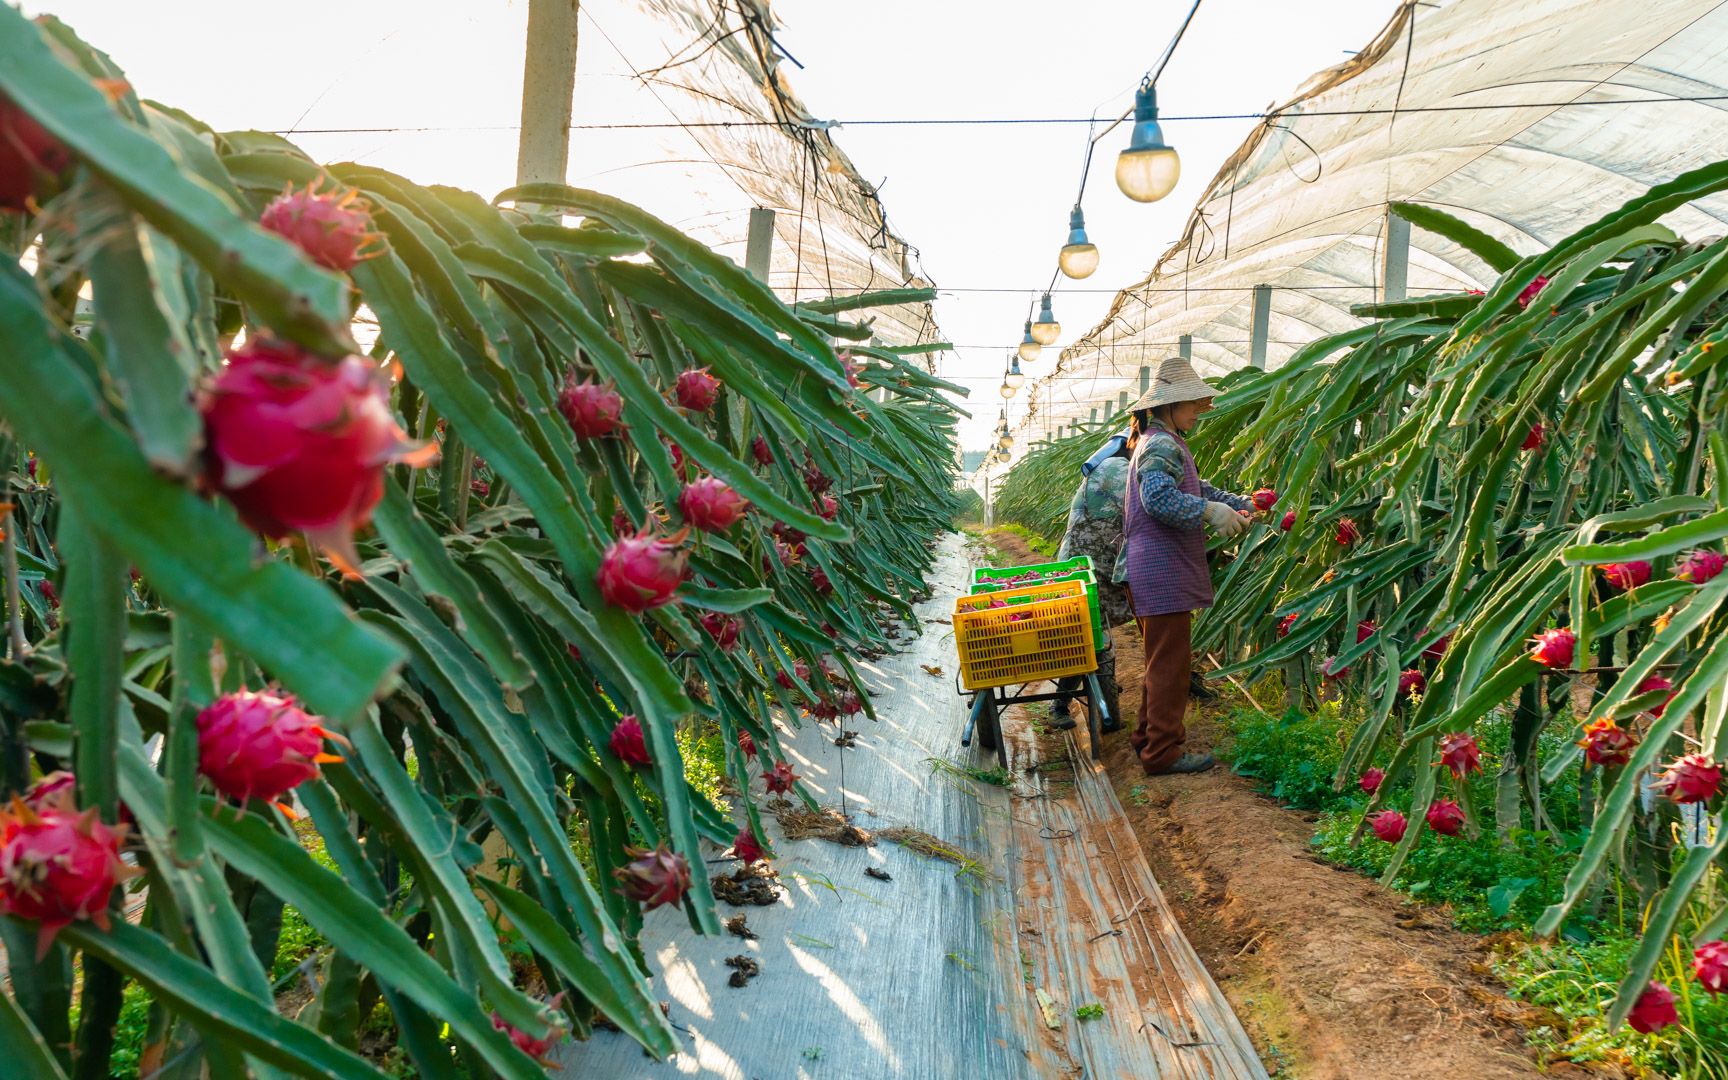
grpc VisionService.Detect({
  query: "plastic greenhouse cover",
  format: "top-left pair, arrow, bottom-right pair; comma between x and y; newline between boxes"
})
1023,0 -> 1728,438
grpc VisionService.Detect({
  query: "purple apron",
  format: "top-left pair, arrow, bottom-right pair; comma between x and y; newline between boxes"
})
1123,431 -> 1212,616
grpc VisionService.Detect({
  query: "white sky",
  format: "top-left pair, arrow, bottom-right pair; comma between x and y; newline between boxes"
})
33,0 -> 1398,456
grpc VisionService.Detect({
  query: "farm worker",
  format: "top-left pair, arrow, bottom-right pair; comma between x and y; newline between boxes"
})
1049,427 -> 1137,733
1120,356 -> 1255,775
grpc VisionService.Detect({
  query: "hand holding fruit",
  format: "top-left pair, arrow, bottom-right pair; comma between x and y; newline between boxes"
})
1203,500 -> 1250,538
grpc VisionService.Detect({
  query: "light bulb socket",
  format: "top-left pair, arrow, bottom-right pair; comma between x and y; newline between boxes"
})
1065,205 -> 1089,247
1126,83 -> 1170,155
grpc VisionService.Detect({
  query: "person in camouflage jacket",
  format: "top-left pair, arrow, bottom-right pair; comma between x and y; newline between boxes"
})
1051,431 -> 1135,731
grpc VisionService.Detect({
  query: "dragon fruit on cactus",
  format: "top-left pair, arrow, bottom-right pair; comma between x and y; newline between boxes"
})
763,760 -> 799,795
738,730 -> 758,759
731,828 -> 766,865
810,566 -> 834,596
1654,754 -> 1722,805
557,376 -> 625,439
678,477 -> 750,533
673,368 -> 722,411
1335,518 -> 1359,546
807,697 -> 839,721
1636,676 -> 1675,717
1578,718 -> 1637,768
1321,656 -> 1348,681
803,461 -> 832,495
665,441 -> 687,476
751,435 -> 774,467
1599,561 -> 1652,591
1368,810 -> 1407,843
1438,732 -> 1482,779
1693,940 -> 1728,994
201,339 -> 433,571
1529,627 -> 1576,669
775,660 -> 811,690
259,182 -> 378,272
1521,423 -> 1546,451
1276,612 -> 1299,638
1359,768 -> 1385,794
699,611 -> 741,652
597,528 -> 688,612
0,798 -> 138,958
1279,510 -> 1296,532
491,996 -> 567,1066
1356,620 -> 1378,644
1676,549 -> 1726,584
0,91 -> 73,212
608,716 -> 651,767
1627,981 -> 1680,1034
816,493 -> 839,522
1515,275 -> 1550,310
1397,669 -> 1426,698
838,690 -> 864,716
1425,798 -> 1466,836
612,846 -> 690,910
1422,632 -> 1451,661
1251,488 -> 1279,511
197,690 -> 343,809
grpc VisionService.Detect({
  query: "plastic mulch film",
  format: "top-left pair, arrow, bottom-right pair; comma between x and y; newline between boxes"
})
1031,0 -> 1728,434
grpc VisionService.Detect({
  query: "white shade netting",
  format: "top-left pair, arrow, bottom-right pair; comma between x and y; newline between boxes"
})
1030,0 -> 1728,436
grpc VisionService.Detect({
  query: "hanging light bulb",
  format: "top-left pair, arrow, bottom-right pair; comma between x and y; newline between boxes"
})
1116,80 -> 1181,203
1018,321 -> 1041,363
999,380 -> 1017,399
1058,205 -> 1099,279
995,448 -> 1012,464
997,431 -> 1013,450
1030,293 -> 1060,345
1004,357 -> 1026,389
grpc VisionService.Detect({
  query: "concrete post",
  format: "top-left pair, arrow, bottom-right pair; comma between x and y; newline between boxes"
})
746,207 -> 775,283
515,0 -> 580,190
1249,284 -> 1272,371
1179,334 -> 1192,359
1382,206 -> 1410,304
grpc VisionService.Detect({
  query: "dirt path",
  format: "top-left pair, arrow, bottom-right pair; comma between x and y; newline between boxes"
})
1101,626 -> 1547,1079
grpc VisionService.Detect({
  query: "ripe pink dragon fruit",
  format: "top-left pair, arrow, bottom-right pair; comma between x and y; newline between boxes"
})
775,660 -> 811,690
611,509 -> 633,537
1627,981 -> 1679,1034
556,376 -> 625,439
1276,612 -> 1298,638
1515,275 -> 1550,311
491,995 -> 567,1066
608,716 -> 651,767
201,339 -> 433,572
259,182 -> 378,272
1529,627 -> 1576,669
1335,518 -> 1359,546
1422,631 -> 1451,661
612,846 -> 690,909
751,435 -> 774,467
838,690 -> 864,716
1279,510 -> 1295,532
0,91 -> 72,212
0,799 -> 138,958
197,690 -> 342,809
1578,718 -> 1637,768
1676,549 -> 1725,584
1397,669 -> 1426,698
1693,940 -> 1728,994
738,730 -> 758,759
1521,423 -> 1546,451
1321,656 -> 1348,681
1358,768 -> 1385,794
1654,754 -> 1722,804
699,611 -> 740,652
1438,732 -> 1481,779
764,760 -> 799,795
810,566 -> 834,596
665,440 -> 687,476
1356,620 -> 1378,644
470,477 -> 490,499
22,772 -> 76,815
1599,561 -> 1652,591
816,493 -> 839,522
1425,798 -> 1466,836
803,461 -> 832,495
678,478 -> 750,533
731,828 -> 766,865
807,697 -> 839,721
1251,488 -> 1279,511
39,579 -> 58,609
1368,810 -> 1407,843
597,528 -> 688,612
673,368 -> 721,411
1636,676 -> 1675,717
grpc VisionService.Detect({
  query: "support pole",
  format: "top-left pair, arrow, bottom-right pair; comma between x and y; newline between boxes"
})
1179,334 -> 1192,359
515,0 -> 581,190
1249,284 -> 1272,371
1382,206 -> 1410,304
745,207 -> 775,283
1138,366 -> 1151,395
1119,390 -> 1130,412
1089,407 -> 1098,426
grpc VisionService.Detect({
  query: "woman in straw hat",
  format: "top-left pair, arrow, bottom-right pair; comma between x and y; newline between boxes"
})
1121,356 -> 1255,774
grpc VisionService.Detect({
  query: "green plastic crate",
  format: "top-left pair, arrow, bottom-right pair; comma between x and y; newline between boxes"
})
971,557 -> 1104,651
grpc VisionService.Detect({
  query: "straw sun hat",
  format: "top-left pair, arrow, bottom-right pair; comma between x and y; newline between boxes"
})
1126,356 -> 1221,413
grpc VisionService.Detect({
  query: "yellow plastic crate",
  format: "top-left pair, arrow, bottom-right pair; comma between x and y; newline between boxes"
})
953,580 -> 1096,691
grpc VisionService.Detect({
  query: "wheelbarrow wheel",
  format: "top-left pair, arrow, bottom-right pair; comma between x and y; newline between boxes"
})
975,691 -> 1000,752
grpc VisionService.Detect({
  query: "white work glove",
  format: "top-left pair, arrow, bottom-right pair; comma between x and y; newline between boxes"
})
1202,500 -> 1249,539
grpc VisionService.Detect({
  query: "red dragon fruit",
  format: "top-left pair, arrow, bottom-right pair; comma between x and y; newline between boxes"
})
1368,810 -> 1407,843
470,477 -> 490,499
775,660 -> 811,690
1578,718 -> 1637,768
201,339 -> 433,572
763,760 -> 799,795
1335,518 -> 1359,546
1250,488 -> 1279,511
837,690 -> 864,716
678,478 -> 750,533
665,440 -> 687,476
1654,754 -> 1722,805
197,690 -> 343,810
1276,612 -> 1299,638
597,527 -> 688,612
1693,940 -> 1728,994
1397,669 -> 1427,698
612,846 -> 690,909
1358,768 -> 1385,794
491,995 -> 567,1066
1529,627 -> 1576,669
673,368 -> 722,411
1676,549 -> 1726,585
751,435 -> 774,468
839,351 -> 862,389
1279,510 -> 1296,532
1627,981 -> 1679,1034
1636,675 -> 1675,717
1425,798 -> 1466,836
608,716 -> 651,767
1356,620 -> 1378,644
1422,631 -> 1451,662
259,182 -> 379,272
807,697 -> 839,721
556,376 -> 625,439
698,611 -> 741,652
22,772 -> 77,815
1515,275 -> 1550,311
0,91 -> 72,212
815,493 -> 839,522
0,798 -> 138,958
731,828 -> 766,865
738,730 -> 758,760
1521,423 -> 1546,452
1599,561 -> 1652,591
803,461 -> 832,495
39,579 -> 58,609
1321,656 -> 1348,681
611,509 -> 633,537
1438,732 -> 1482,779
809,566 -> 834,596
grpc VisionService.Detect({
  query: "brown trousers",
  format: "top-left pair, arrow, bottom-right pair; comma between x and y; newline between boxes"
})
1130,612 -> 1191,773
